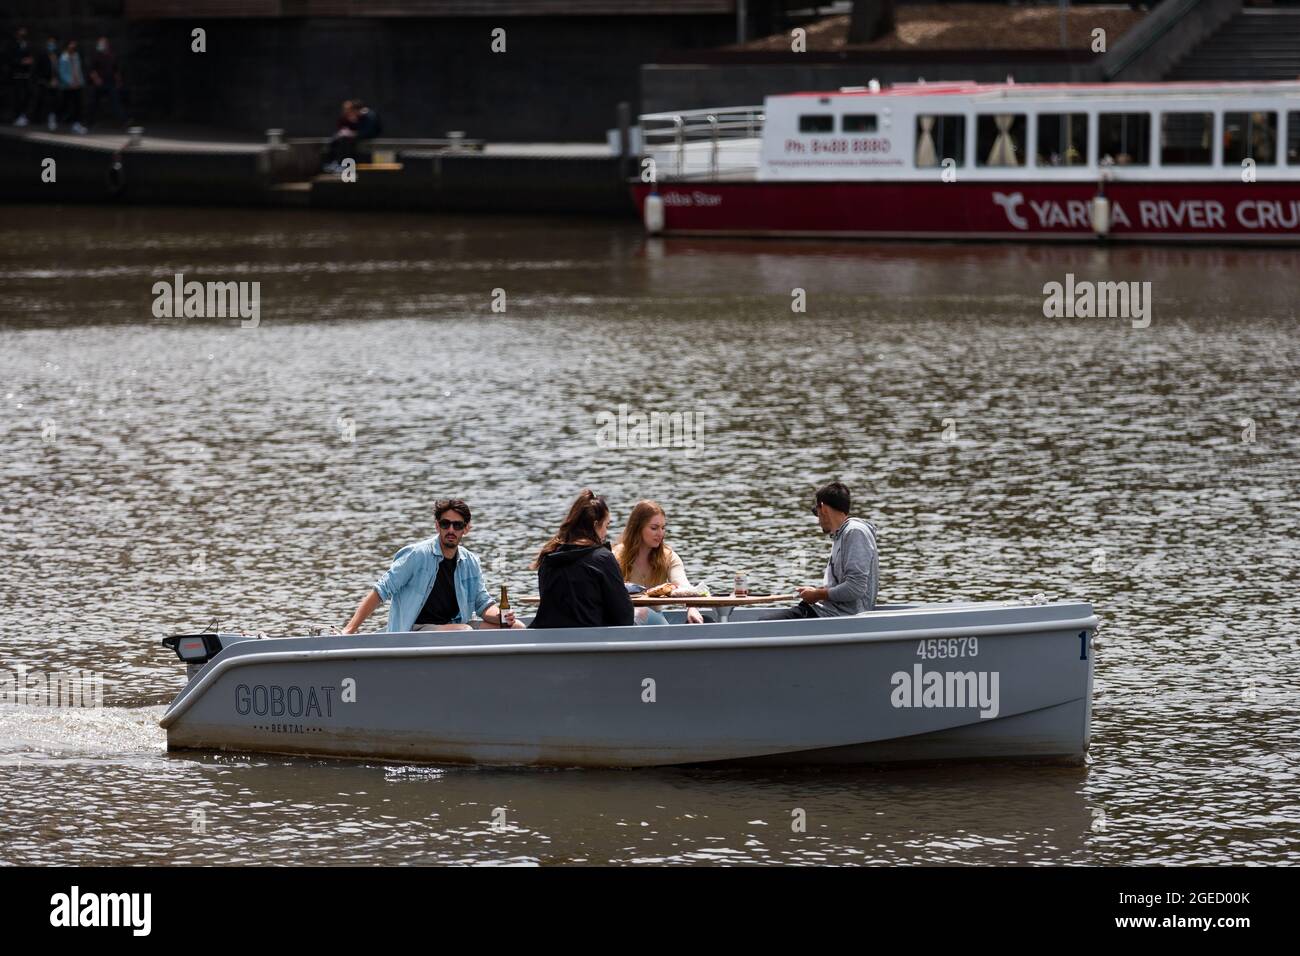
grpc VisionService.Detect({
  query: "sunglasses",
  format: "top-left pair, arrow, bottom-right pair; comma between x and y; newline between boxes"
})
438,519 -> 467,531
810,501 -> 822,516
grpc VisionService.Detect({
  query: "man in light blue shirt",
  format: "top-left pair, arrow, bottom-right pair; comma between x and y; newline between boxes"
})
341,498 -> 523,633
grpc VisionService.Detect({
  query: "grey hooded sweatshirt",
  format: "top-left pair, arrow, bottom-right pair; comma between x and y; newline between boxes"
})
813,516 -> 879,617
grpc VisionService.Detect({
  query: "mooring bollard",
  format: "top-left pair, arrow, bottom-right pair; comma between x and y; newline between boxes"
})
266,128 -> 285,147
447,130 -> 466,152
126,126 -> 144,148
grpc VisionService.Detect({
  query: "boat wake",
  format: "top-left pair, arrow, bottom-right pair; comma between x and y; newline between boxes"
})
0,703 -> 167,764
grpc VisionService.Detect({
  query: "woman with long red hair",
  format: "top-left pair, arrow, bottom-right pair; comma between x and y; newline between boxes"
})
613,500 -> 704,625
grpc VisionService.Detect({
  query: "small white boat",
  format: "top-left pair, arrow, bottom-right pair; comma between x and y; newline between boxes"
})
160,598 -> 1097,768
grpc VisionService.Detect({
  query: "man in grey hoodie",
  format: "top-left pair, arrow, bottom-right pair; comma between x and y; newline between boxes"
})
763,481 -> 879,619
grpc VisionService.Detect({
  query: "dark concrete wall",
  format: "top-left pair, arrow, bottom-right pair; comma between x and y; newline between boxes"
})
1,9 -> 737,140
6,2 -> 1239,143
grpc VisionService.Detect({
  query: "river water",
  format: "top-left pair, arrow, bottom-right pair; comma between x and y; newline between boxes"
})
1,206 -> 1296,865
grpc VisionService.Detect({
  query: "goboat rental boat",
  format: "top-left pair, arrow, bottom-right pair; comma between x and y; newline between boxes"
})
160,598 -> 1098,768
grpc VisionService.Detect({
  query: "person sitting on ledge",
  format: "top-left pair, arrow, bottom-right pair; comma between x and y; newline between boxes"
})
761,480 -> 879,620
353,99 -> 381,140
323,99 -> 358,172
341,497 -> 523,633
323,98 -> 382,172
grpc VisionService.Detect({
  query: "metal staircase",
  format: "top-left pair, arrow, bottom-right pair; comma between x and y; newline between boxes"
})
1167,9 -> 1300,80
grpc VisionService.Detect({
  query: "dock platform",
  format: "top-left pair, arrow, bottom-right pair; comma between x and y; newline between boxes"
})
0,127 -> 634,216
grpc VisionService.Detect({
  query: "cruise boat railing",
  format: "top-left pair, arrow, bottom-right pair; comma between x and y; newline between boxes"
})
639,106 -> 765,181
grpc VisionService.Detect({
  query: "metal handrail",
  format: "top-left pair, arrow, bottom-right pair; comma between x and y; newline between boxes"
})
640,105 -> 765,181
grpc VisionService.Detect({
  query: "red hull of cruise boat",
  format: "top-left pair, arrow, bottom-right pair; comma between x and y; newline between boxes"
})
630,181 -> 1300,241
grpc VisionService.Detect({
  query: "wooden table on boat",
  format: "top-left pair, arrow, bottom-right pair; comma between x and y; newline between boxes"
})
520,594 -> 795,623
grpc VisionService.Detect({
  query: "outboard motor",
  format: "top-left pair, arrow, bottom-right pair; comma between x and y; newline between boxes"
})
162,632 -> 257,681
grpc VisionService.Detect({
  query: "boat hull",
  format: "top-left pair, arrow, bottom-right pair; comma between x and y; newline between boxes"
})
160,601 -> 1096,768
630,181 -> 1300,242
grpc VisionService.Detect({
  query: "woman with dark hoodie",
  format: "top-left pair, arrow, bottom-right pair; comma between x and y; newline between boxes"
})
529,490 -> 635,629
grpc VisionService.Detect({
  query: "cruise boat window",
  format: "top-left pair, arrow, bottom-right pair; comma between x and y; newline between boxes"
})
915,114 -> 965,167
1287,111 -> 1300,164
1035,113 -> 1088,167
976,113 -> 1027,166
1160,112 -> 1214,165
1223,112 -> 1277,165
842,114 -> 878,133
799,115 -> 834,134
1098,112 -> 1151,166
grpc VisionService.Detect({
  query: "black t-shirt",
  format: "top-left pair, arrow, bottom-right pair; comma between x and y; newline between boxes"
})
415,555 -> 459,626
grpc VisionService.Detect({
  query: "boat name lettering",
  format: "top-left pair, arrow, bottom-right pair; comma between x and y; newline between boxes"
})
1234,199 -> 1300,230
1030,198 -> 1132,230
995,193 -> 1134,231
995,194 -> 1300,233
890,664 -> 1000,719
1133,199 -> 1224,230
916,637 -> 978,659
661,191 -> 722,208
235,682 -> 335,718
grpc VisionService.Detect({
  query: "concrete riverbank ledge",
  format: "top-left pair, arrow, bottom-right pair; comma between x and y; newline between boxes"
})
0,127 -> 634,216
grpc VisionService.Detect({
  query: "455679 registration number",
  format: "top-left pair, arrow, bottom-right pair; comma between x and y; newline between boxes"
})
916,637 -> 978,659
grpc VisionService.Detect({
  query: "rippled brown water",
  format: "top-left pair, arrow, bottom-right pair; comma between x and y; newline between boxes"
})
1,206 -> 1296,864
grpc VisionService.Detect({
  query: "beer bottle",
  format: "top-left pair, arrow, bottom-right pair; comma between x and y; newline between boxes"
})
499,584 -> 512,628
